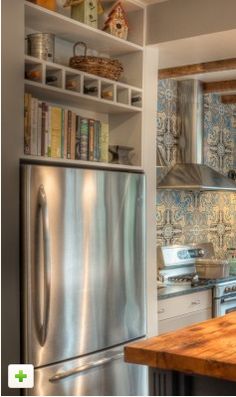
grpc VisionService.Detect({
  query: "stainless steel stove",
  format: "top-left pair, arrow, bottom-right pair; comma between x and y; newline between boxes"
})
157,243 -> 215,287
157,243 -> 236,317
213,279 -> 236,317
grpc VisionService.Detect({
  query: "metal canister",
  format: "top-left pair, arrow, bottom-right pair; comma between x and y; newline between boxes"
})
26,33 -> 55,62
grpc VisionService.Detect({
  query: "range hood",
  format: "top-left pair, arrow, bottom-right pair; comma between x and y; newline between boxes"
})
157,80 -> 236,191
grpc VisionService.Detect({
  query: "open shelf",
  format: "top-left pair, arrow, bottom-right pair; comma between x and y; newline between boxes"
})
20,155 -> 143,172
25,80 -> 142,114
25,1 -> 143,57
24,55 -> 143,113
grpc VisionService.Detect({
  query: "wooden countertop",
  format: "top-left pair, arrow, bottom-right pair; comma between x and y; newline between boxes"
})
125,312 -> 236,382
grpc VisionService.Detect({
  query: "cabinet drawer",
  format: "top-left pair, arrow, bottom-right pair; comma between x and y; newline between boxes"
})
158,290 -> 212,321
158,308 -> 212,335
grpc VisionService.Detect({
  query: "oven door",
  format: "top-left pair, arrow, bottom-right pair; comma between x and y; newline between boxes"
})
214,294 -> 236,317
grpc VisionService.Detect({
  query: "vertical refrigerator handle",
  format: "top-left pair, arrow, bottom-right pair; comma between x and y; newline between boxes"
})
38,184 -> 51,346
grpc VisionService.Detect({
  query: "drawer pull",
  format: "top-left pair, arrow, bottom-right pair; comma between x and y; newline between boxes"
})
158,308 -> 165,314
191,299 -> 200,305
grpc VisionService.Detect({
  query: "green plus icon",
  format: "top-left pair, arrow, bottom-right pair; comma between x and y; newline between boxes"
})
15,370 -> 27,382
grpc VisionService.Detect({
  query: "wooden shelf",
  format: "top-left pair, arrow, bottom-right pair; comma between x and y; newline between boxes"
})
25,1 -> 143,57
20,155 -> 143,172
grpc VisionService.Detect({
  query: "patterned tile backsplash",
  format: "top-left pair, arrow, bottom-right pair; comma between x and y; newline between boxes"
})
156,79 -> 236,258
204,93 -> 236,175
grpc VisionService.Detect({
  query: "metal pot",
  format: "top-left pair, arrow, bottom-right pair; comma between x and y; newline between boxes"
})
195,259 -> 230,279
26,33 -> 55,62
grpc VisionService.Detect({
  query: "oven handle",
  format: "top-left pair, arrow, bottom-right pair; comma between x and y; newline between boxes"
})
221,295 -> 236,303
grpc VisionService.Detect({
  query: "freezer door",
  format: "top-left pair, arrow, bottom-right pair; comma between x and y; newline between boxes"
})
26,345 -> 147,396
22,165 -> 146,368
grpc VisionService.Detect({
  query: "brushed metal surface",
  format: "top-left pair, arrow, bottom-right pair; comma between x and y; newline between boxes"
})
22,165 -> 146,368
49,352 -> 124,382
27,345 -> 147,396
157,80 -> 236,191
157,163 -> 236,191
177,80 -> 203,165
36,184 -> 51,346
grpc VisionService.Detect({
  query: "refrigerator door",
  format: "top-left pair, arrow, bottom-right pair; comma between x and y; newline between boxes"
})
26,345 -> 148,396
22,164 -> 146,368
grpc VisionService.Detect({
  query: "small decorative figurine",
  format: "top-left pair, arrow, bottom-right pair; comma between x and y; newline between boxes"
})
103,1 -> 128,40
64,0 -> 103,29
109,145 -> 134,165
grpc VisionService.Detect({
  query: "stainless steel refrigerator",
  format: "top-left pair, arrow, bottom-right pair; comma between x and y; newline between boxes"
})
21,164 -> 147,396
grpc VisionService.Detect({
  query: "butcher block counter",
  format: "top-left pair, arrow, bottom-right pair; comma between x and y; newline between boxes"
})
125,312 -> 236,396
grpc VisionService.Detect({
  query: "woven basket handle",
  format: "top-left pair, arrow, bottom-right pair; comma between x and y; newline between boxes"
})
73,41 -> 87,57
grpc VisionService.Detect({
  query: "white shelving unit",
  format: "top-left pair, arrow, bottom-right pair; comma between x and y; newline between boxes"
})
24,0 -> 146,168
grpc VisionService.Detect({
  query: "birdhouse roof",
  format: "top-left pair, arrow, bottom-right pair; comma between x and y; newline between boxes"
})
104,1 -> 129,27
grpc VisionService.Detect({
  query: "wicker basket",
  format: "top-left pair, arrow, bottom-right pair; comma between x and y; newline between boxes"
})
69,42 -> 123,81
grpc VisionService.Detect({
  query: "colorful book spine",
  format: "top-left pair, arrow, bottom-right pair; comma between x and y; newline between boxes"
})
67,110 -> 72,159
63,109 -> 68,159
93,120 -> 101,162
50,106 -> 62,158
41,102 -> 47,156
46,105 -> 51,157
61,109 -> 65,158
80,118 -> 89,161
24,93 -> 31,154
75,115 -> 81,160
88,119 -> 95,161
37,101 -> 42,156
99,122 -> 109,163
70,112 -> 76,160
31,97 -> 38,156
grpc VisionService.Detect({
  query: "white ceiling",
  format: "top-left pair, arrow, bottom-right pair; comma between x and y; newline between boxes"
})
176,70 -> 236,84
157,29 -> 236,69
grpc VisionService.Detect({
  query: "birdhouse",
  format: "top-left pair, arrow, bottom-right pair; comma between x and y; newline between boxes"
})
103,1 -> 129,41
64,0 -> 98,29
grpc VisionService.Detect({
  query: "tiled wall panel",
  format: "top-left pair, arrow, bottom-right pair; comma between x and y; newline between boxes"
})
157,80 -> 236,258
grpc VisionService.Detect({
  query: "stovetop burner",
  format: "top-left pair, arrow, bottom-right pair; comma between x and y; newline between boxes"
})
168,273 -> 198,284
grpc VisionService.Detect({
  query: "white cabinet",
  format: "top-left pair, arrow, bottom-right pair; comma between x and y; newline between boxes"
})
158,289 -> 212,335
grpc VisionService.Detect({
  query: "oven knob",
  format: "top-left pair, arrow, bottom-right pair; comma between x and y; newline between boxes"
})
233,285 -> 236,291
225,287 -> 229,293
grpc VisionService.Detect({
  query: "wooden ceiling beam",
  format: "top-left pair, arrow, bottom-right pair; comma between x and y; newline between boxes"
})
221,95 -> 236,104
203,80 -> 236,93
158,58 -> 236,80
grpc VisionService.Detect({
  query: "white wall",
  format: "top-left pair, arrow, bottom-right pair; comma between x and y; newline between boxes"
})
146,0 -> 236,44
2,0 -> 24,395
142,46 -> 159,337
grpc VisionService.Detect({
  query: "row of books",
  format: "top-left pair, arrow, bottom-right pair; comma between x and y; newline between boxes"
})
24,93 -> 109,162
